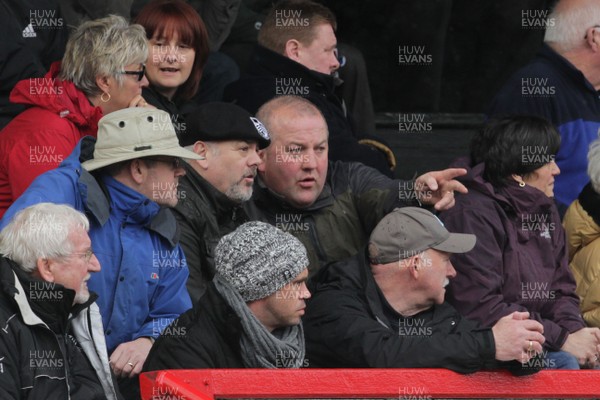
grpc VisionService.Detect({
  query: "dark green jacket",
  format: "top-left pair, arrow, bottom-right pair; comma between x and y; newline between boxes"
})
245,161 -> 416,277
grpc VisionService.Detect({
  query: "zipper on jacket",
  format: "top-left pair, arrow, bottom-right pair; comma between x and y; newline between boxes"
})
62,326 -> 73,399
306,215 -> 327,263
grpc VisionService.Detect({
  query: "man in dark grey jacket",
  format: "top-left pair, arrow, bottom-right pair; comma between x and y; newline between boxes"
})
245,95 -> 468,278
303,207 -> 547,373
176,102 -> 270,302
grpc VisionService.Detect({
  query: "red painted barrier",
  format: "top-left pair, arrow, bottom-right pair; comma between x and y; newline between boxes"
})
139,369 -> 600,399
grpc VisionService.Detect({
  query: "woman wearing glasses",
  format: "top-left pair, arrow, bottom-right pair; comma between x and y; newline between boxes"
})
0,15 -> 149,219
134,0 -> 210,138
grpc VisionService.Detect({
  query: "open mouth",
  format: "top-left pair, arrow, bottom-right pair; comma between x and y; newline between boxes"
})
299,177 -> 316,185
298,178 -> 315,189
160,67 -> 179,73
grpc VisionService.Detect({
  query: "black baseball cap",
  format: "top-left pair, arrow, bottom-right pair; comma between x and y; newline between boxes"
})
180,102 -> 271,148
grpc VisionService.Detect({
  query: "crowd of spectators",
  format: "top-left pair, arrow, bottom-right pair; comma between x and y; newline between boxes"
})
2,0 -> 600,398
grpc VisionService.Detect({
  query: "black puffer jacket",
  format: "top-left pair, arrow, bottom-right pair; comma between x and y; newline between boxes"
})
143,282 -> 244,370
224,45 -> 392,175
0,256 -> 121,399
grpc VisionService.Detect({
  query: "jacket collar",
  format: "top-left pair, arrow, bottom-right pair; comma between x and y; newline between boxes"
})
0,256 -> 96,334
357,250 -> 390,326
578,182 -> 600,227
453,157 -> 555,216
142,86 -> 181,114
182,163 -> 242,217
9,61 -> 103,136
250,45 -> 338,94
72,137 -> 180,247
539,44 -> 598,95
100,175 -> 180,247
312,250 -> 390,327
252,162 -> 337,213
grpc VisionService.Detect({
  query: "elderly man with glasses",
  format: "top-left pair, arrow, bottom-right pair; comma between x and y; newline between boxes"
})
0,203 -> 121,399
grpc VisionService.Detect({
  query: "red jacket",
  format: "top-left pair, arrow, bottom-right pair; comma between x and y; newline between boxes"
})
0,62 -> 102,218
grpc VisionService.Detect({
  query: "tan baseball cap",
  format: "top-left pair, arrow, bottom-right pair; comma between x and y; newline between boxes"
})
368,207 -> 476,264
82,108 -> 203,172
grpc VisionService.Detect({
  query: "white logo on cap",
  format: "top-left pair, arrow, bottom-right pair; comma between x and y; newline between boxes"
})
250,117 -> 270,140
433,214 -> 445,227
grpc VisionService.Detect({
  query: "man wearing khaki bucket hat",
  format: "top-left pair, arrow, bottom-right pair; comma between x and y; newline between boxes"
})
1,107 -> 201,397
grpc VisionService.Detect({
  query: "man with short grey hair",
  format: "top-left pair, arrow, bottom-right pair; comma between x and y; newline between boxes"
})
0,203 -> 120,399
1,107 -> 201,397
489,0 -> 600,209
303,207 -> 546,374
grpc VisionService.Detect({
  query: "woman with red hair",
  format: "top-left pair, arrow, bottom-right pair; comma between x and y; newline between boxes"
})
134,0 -> 210,137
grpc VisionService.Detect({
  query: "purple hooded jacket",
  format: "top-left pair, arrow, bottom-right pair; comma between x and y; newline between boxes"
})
439,159 -> 584,350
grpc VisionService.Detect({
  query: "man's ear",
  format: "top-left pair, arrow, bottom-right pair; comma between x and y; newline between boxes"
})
129,159 -> 146,185
284,39 -> 302,61
257,148 -> 267,172
585,27 -> 599,51
35,258 -> 55,282
407,255 -> 420,279
193,141 -> 210,169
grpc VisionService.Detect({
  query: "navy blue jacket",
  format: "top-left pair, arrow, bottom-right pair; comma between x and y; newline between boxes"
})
488,44 -> 600,207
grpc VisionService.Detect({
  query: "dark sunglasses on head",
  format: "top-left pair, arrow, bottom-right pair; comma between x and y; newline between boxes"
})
119,64 -> 146,82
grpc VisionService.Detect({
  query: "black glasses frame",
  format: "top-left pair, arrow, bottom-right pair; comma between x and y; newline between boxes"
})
119,64 -> 146,82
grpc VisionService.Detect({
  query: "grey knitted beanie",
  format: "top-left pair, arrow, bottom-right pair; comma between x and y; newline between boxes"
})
214,221 -> 309,302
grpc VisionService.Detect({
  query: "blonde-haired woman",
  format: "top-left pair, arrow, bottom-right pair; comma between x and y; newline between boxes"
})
0,15 -> 149,218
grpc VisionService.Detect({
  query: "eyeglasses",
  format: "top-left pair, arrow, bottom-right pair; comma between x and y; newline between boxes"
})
143,156 -> 184,170
119,64 -> 146,82
69,249 -> 95,263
